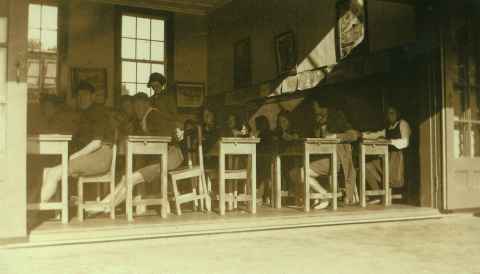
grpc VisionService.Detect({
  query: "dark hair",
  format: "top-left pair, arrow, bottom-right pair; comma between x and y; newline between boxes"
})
276,110 -> 291,129
75,81 -> 95,96
119,94 -> 133,105
255,115 -> 270,132
226,113 -> 242,130
132,92 -> 151,103
40,94 -> 63,107
147,72 -> 167,87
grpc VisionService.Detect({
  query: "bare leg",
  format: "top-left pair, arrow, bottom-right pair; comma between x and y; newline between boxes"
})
41,165 -> 63,202
97,172 -> 145,211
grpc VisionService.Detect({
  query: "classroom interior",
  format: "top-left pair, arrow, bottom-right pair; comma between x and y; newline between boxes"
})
18,0 -> 447,239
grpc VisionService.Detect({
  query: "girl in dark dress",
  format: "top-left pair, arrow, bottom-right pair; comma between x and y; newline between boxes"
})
254,115 -> 274,203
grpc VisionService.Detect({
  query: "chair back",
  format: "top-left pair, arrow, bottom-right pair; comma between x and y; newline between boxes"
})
109,129 -> 118,179
183,125 -> 205,171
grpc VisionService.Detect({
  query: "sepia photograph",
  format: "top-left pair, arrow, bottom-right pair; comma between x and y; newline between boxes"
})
1,0 -> 480,274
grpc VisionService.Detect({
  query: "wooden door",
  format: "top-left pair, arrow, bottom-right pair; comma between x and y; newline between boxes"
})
444,10 -> 480,210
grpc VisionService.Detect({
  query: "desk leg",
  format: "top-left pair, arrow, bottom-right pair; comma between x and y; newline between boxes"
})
304,150 -> 310,212
161,152 -> 169,218
383,150 -> 390,206
126,144 -> 133,222
250,152 -> 257,214
219,149 -> 226,216
332,150 -> 338,211
275,155 -> 282,209
359,145 -> 366,208
61,145 -> 69,224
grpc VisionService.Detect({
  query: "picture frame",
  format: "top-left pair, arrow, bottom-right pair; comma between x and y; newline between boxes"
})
233,38 -> 252,89
71,68 -> 108,103
176,82 -> 205,108
336,0 -> 368,60
275,31 -> 297,76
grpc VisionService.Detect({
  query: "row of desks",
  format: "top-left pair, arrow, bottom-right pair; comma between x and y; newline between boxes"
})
27,135 -> 391,224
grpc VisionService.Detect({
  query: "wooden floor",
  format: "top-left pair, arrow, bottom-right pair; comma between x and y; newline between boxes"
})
14,204 -> 443,248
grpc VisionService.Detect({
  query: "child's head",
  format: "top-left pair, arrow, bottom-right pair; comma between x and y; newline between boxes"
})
40,94 -> 63,119
202,108 -> 216,125
277,110 -> 291,131
184,119 -> 196,131
255,115 -> 270,133
227,113 -> 240,129
119,95 -> 134,116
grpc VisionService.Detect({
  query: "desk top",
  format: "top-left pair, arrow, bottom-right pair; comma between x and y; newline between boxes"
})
219,137 -> 260,144
360,138 -> 391,145
125,135 -> 172,143
28,134 -> 72,141
303,138 -> 340,144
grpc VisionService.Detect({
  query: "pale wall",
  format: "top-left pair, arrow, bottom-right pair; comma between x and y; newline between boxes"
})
207,0 -> 416,95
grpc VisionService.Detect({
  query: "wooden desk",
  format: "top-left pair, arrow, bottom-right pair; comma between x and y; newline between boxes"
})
27,134 -> 72,224
303,138 -> 340,212
217,137 -> 260,216
358,138 -> 391,207
272,144 -> 302,209
124,136 -> 171,222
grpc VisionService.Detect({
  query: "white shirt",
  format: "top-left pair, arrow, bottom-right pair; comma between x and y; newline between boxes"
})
363,120 -> 411,150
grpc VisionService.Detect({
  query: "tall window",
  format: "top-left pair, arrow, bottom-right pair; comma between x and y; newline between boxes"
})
121,14 -> 166,96
27,1 -> 58,103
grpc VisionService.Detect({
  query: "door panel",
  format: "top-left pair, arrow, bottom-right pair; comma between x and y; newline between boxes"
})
444,10 -> 480,210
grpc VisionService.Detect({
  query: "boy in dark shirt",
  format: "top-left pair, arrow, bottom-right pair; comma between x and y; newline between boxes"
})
41,81 -> 115,202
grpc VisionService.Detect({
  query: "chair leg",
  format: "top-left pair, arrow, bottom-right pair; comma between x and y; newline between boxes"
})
196,176 -> 205,212
78,180 -> 84,222
110,180 -> 115,220
171,177 -> 182,216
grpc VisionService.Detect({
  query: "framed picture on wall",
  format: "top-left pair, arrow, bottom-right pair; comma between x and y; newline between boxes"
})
176,82 -> 205,108
275,31 -> 297,76
233,38 -> 252,89
71,68 -> 108,104
336,0 -> 368,60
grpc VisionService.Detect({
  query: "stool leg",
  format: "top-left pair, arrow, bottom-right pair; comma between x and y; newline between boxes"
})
332,152 -> 338,211
197,176 -> 205,211
78,180 -> 84,222
359,145 -> 366,208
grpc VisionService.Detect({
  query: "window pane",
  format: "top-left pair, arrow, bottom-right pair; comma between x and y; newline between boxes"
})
27,77 -> 40,89
41,5 -> 58,30
122,15 -> 136,38
44,77 -> 56,88
41,30 -> 57,53
137,62 -> 151,84
136,39 -> 150,60
454,122 -> 469,158
122,83 -> 136,96
122,61 -> 136,83
45,59 -> 57,78
28,29 -> 41,52
122,38 -> 136,59
151,41 -> 164,62
151,19 -> 164,41
151,64 -> 165,76
137,17 -> 150,40
28,4 -> 41,29
472,124 -> 480,157
27,59 -> 40,78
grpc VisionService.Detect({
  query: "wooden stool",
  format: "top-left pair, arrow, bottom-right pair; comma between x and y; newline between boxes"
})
359,139 -> 391,207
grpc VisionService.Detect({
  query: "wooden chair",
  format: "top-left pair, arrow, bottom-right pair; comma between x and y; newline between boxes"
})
206,152 -> 261,212
169,126 -> 211,216
77,135 -> 118,221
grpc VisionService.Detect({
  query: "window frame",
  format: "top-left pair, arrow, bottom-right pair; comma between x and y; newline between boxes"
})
115,6 -> 174,102
27,0 -> 62,103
